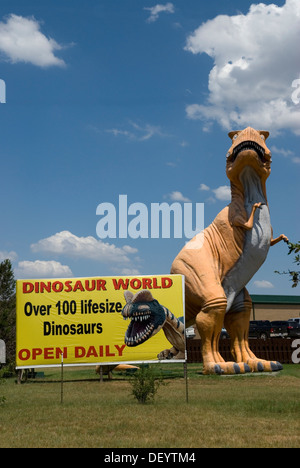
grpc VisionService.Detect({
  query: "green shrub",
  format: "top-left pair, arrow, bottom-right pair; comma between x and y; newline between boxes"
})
129,365 -> 165,404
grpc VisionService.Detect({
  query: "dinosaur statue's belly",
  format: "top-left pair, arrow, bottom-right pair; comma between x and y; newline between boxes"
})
222,168 -> 272,312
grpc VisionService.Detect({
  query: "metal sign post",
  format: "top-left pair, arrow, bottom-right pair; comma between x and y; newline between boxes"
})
184,351 -> 189,404
61,352 -> 64,404
0,340 -> 6,367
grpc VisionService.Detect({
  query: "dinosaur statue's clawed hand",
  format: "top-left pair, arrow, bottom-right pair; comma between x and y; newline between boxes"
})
271,234 -> 289,246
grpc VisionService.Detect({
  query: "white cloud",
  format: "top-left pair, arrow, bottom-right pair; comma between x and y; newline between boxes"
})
185,0 -> 300,134
271,145 -> 300,164
199,183 -> 231,202
113,267 -> 141,276
130,121 -> 168,141
212,185 -> 231,201
105,121 -> 169,142
15,260 -> 73,279
105,129 -> 132,138
270,145 -> 294,158
122,245 -> 138,255
199,183 -> 210,191
0,250 -> 18,262
31,230 -> 138,265
165,191 -> 191,202
253,280 -> 274,289
144,3 -> 175,23
0,14 -> 65,67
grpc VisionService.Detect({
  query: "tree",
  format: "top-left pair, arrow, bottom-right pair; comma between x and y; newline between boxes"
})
0,259 -> 15,305
275,241 -> 300,288
0,260 -> 16,363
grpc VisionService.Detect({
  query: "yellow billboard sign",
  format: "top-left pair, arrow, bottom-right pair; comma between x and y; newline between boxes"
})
16,275 -> 185,368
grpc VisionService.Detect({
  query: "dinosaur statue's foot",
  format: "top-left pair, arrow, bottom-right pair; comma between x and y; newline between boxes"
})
246,358 -> 283,373
203,361 -> 251,375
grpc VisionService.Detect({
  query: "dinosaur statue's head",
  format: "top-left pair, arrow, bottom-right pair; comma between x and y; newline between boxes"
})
122,290 -> 166,347
226,127 -> 272,185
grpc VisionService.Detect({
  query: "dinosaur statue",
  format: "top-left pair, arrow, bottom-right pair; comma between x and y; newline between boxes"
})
122,290 -> 185,360
171,127 -> 288,375
95,363 -> 139,379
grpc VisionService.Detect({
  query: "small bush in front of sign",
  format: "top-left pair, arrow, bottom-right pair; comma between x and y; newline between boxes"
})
129,365 -> 165,404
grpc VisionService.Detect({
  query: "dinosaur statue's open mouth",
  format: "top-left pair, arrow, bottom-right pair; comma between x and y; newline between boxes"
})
124,310 -> 156,347
232,140 -> 266,163
122,293 -> 166,348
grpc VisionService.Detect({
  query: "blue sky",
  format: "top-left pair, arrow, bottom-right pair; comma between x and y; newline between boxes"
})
0,0 -> 299,296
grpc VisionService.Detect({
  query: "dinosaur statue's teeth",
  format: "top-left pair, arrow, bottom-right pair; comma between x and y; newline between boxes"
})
232,140 -> 265,162
124,320 -> 157,346
131,313 -> 151,322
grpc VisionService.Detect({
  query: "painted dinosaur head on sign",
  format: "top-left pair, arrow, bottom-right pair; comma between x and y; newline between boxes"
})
121,289 -> 185,360
226,127 -> 272,186
122,290 -> 166,347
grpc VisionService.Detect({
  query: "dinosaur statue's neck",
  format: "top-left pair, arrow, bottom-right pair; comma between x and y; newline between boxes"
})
230,167 -> 268,207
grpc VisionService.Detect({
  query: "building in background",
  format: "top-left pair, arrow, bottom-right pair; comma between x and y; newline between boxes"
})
187,295 -> 300,339
250,295 -> 300,321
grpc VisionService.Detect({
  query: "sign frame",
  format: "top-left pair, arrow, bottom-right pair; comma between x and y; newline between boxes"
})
16,274 -> 186,369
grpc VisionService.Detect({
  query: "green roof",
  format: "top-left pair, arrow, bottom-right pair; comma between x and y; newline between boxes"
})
251,294 -> 300,305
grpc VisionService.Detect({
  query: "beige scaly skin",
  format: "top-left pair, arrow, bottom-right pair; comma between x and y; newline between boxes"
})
171,127 -> 288,375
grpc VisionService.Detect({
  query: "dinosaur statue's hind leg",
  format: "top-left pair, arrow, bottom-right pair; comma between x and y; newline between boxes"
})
224,289 -> 283,372
196,297 -> 247,375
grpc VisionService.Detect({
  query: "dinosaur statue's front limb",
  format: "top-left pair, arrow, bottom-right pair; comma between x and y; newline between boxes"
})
270,234 -> 288,246
232,202 -> 262,230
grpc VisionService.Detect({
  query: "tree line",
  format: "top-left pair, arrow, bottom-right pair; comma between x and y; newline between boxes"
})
0,259 -> 16,365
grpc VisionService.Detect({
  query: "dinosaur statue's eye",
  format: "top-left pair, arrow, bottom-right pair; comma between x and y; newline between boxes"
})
260,134 -> 265,140
233,134 -> 238,140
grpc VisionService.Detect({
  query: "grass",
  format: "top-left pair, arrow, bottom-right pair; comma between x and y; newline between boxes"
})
0,364 -> 299,448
